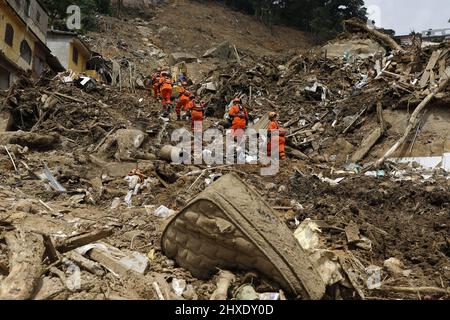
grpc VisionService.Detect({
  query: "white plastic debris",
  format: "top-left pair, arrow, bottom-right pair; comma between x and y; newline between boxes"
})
154,205 -> 175,218
290,200 -> 304,211
366,265 -> 382,290
259,292 -> 280,300
172,278 -> 187,296
294,218 -> 322,252
63,258 -> 81,291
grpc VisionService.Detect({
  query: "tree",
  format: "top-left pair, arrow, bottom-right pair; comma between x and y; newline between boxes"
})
212,0 -> 367,40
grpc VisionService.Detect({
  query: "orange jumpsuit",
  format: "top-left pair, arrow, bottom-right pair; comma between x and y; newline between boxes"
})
159,76 -> 173,107
151,72 -> 160,98
229,104 -> 248,137
186,101 -> 204,133
176,87 -> 191,118
267,120 -> 286,160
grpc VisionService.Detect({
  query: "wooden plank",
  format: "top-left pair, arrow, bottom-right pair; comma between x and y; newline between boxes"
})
55,229 -> 113,253
87,248 -> 129,277
439,58 -> 446,80
419,50 -> 442,88
351,127 -> 383,163
43,234 -> 59,263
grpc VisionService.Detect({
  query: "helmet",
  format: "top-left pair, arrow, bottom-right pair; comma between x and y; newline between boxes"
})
233,97 -> 241,103
269,112 -> 277,119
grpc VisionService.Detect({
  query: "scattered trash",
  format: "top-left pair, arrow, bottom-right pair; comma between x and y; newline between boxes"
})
235,285 -> 259,300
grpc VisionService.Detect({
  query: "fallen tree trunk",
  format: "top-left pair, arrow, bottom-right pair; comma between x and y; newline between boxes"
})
0,132 -> 60,150
375,70 -> 450,168
344,18 -> 404,52
0,230 -> 45,300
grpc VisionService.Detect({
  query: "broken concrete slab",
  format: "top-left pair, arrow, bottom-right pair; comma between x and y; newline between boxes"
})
203,41 -> 233,59
168,52 -> 197,66
162,173 -> 326,299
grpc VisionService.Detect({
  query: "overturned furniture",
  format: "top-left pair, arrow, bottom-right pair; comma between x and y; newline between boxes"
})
161,173 -> 326,300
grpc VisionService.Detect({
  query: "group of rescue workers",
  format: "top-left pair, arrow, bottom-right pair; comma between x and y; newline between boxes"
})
150,68 -> 286,160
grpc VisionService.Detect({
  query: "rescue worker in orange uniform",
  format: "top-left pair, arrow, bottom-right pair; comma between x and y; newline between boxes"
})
159,72 -> 173,112
186,97 -> 204,133
151,69 -> 161,99
228,98 -> 248,137
267,112 -> 287,160
176,82 -> 191,121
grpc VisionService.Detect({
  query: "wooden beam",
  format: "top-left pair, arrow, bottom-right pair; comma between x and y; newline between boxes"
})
419,50 -> 442,88
55,229 -> 113,254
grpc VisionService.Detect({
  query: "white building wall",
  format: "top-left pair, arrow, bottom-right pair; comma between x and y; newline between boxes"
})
47,37 -> 69,70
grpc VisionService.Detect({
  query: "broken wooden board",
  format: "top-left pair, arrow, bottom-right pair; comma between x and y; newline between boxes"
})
351,127 -> 384,163
56,229 -> 114,254
419,49 -> 442,88
345,222 -> 361,244
0,230 -> 45,300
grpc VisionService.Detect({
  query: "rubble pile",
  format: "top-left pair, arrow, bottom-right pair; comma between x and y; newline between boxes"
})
200,31 -> 450,166
0,14 -> 449,301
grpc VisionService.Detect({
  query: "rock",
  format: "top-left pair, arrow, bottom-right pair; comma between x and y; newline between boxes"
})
168,52 -> 197,66
203,41 -> 233,59
12,199 -> 39,214
204,82 -> 218,92
383,258 -> 412,277
182,284 -> 198,300
115,129 -> 147,161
